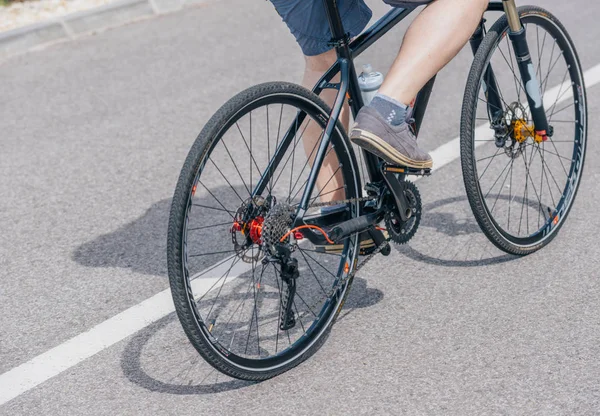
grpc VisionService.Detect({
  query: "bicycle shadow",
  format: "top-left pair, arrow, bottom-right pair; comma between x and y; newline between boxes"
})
396,194 -> 541,267
120,276 -> 381,394
70,186 -> 384,393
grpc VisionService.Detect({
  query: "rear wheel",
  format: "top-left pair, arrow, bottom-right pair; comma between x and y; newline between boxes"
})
167,82 -> 361,380
461,7 -> 587,255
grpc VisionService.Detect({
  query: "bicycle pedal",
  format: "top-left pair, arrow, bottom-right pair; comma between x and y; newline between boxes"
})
383,164 -> 431,177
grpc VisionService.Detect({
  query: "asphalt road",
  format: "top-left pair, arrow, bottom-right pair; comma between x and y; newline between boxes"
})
1,0 -> 600,414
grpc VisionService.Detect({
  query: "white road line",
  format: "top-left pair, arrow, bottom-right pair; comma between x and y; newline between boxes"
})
1,63 -> 599,407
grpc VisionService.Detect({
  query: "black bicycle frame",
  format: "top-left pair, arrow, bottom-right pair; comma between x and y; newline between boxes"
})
254,0 -> 527,219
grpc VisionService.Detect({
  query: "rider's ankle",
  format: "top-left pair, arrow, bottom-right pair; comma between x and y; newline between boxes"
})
368,93 -> 408,126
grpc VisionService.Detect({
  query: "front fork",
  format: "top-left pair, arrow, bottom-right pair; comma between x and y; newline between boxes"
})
470,0 -> 552,141
504,0 -> 551,139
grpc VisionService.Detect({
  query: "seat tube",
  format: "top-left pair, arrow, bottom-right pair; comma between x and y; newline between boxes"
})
503,0 -> 550,138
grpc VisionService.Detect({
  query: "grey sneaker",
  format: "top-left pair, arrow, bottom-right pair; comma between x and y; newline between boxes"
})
350,106 -> 433,169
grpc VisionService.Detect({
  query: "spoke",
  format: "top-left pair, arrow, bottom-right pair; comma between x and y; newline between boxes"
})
293,290 -> 318,318
271,119 -> 312,191
223,268 -> 257,334
309,166 -> 341,205
269,104 -> 285,194
288,116 -> 298,202
189,249 -> 237,258
542,47 -> 564,97
298,248 -> 338,280
199,181 -> 236,219
297,249 -> 328,296
478,148 -> 503,181
499,38 -> 525,101
490,157 -> 514,214
249,112 -> 253,197
535,25 -> 543,80
309,186 -> 344,202
538,147 -> 572,163
536,31 -> 548,81
540,40 -> 557,95
538,144 -> 544,228
538,143 -> 566,195
478,96 -> 504,113
206,252 -> 246,321
220,138 -> 251,197
192,204 -> 235,217
273,264 -> 283,353
244,254 -> 261,356
545,68 -> 571,118
548,101 -> 575,121
477,152 -> 505,163
288,133 -> 330,201
188,221 -> 232,231
267,105 -> 271,194
521,145 -> 545,233
484,157 -> 513,199
196,256 -> 243,303
508,153 -> 514,231
209,158 -> 245,203
235,120 -> 265,187
292,301 -> 307,334
289,146 -> 335,203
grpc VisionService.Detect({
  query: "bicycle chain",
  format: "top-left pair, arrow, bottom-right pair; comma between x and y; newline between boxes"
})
306,196 -> 375,209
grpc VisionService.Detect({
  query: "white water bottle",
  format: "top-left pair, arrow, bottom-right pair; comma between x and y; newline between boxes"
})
358,64 -> 384,105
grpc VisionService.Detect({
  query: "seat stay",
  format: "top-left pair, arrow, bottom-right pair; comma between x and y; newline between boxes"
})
295,58 -> 351,219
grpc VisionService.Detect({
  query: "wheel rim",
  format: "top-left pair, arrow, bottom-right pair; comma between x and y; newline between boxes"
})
471,12 -> 586,247
178,92 -> 359,370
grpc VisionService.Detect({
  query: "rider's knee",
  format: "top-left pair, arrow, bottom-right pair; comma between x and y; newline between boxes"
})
475,0 -> 489,13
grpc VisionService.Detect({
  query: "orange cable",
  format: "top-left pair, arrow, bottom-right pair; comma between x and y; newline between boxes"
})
279,225 -> 334,245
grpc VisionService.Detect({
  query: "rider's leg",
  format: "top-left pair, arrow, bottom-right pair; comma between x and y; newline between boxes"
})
351,0 -> 489,168
379,0 -> 489,104
302,49 -> 348,202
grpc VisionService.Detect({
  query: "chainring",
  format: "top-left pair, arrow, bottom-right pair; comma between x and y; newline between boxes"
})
384,181 -> 422,245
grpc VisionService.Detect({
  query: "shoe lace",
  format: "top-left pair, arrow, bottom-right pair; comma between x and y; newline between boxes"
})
406,117 -> 417,137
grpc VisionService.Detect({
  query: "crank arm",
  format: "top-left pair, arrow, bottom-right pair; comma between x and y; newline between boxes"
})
328,211 -> 382,243
381,168 -> 413,222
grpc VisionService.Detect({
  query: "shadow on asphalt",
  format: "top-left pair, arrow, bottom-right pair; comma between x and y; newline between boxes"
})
120,277 -> 382,394
72,198 -> 171,277
71,194 -> 528,277
396,195 -> 520,268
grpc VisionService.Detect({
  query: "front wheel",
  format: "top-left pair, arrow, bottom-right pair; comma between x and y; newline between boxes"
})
461,7 -> 587,255
167,82 -> 361,380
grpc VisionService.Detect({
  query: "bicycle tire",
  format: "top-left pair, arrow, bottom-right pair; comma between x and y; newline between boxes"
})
167,82 -> 361,381
461,6 -> 587,255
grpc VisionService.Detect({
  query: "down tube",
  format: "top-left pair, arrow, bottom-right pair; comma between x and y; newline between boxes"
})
296,59 -> 351,217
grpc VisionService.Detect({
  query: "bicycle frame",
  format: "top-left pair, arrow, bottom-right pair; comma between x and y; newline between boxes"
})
254,0 -> 549,225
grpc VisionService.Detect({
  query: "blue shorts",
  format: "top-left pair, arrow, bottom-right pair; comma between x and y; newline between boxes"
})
269,0 -> 432,56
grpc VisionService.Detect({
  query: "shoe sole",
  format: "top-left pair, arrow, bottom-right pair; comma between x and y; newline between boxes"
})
350,129 -> 433,169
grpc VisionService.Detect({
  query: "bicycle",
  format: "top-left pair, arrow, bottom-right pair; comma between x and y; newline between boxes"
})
167,0 -> 587,380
